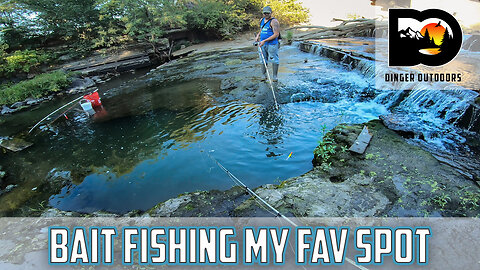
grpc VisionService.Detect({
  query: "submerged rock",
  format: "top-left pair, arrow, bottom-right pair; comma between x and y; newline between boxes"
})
224,59 -> 242,66
0,169 -> 5,181
220,78 -> 240,91
4,184 -> 17,193
0,137 -> 34,152
290,93 -> 308,102
42,169 -> 72,193
0,184 -> 17,196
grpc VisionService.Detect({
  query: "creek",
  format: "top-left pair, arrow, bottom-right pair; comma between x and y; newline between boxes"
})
0,43 -> 477,215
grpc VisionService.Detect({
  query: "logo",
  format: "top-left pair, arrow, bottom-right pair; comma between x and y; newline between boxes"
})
389,9 -> 462,66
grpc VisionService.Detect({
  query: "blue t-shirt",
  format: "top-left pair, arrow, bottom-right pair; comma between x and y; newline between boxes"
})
260,18 -> 278,45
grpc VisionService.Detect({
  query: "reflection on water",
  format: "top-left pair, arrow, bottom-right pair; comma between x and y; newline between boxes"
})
0,46 -> 389,214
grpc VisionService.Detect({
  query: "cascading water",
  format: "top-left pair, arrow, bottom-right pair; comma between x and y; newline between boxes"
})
297,38 -> 480,179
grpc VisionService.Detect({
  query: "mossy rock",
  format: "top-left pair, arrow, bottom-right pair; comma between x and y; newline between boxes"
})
224,59 -> 242,66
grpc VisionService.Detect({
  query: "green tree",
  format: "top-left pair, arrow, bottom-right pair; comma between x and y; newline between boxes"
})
184,0 -> 250,39
263,0 -> 309,26
93,0 -> 127,48
120,0 -> 186,54
0,0 -> 37,49
18,0 -> 100,42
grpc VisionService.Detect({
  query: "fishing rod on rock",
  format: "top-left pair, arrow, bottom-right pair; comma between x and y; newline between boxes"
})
205,149 -> 295,226
205,150 -> 370,270
254,42 -> 279,110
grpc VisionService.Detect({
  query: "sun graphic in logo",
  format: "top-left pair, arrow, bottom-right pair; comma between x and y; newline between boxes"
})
421,23 -> 446,45
419,21 -> 450,55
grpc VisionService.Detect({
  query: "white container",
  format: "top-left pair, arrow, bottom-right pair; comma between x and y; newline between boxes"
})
80,99 -> 96,116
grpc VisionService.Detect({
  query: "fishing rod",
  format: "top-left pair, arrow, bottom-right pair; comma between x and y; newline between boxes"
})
256,44 -> 279,110
206,150 -> 296,226
28,90 -> 98,134
206,150 -> 370,270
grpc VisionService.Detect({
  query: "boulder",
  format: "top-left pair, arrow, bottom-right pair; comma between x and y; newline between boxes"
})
147,195 -> 192,217
10,101 -> 25,109
4,184 -> 17,193
42,169 -> 72,193
41,208 -> 77,217
380,114 -> 423,139
68,77 -> 96,93
1,105 -> 15,115
463,35 -> 480,52
25,97 -> 44,106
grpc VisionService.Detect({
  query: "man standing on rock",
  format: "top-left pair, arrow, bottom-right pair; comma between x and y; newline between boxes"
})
255,6 -> 280,82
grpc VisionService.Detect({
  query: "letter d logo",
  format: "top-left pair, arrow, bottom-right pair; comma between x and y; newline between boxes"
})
389,9 -> 462,66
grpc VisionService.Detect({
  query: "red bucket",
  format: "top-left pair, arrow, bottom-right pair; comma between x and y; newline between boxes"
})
83,92 -> 102,108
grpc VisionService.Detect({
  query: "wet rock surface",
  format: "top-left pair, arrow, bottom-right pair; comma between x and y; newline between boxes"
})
145,186 -> 249,217
0,184 -> 17,197
463,35 -> 480,52
1,105 -> 15,115
41,169 -> 72,194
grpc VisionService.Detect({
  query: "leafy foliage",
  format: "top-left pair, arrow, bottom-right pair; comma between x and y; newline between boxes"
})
264,0 -> 309,26
0,1 -> 37,48
0,49 -> 51,77
184,0 -> 251,39
93,0 -> 128,48
120,0 -> 186,50
0,70 -> 71,105
313,134 -> 337,164
18,0 -> 100,41
2,0 -> 308,50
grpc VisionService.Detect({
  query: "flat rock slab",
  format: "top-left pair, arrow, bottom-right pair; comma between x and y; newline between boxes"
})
0,137 -> 33,152
349,126 -> 372,154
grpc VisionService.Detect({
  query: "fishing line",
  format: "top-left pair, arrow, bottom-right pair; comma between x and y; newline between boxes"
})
206,150 -> 296,226
28,90 -> 98,134
205,150 -> 370,270
257,45 -> 280,110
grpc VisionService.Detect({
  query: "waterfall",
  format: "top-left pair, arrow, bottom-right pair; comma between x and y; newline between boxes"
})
297,40 -> 480,135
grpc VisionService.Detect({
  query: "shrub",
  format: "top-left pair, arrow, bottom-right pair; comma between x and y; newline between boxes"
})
313,134 -> 337,164
0,71 -> 71,105
0,49 -> 52,78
